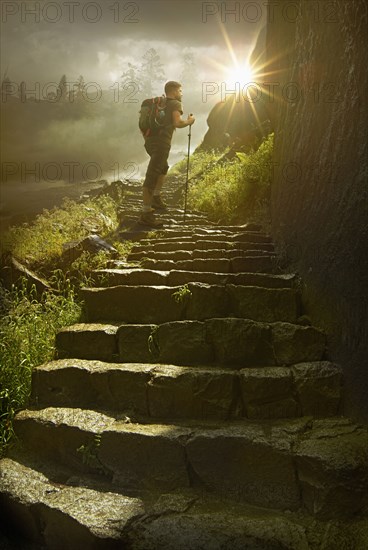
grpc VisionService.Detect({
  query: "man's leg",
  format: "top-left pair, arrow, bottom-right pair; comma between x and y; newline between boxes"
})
154,174 -> 166,195
151,144 -> 170,210
142,186 -> 153,212
140,140 -> 167,226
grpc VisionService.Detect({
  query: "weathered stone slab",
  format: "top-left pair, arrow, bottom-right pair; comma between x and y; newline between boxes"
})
80,286 -> 185,323
272,323 -> 326,364
206,318 -> 275,366
191,248 -> 265,260
168,270 -> 296,288
128,250 -> 193,262
147,365 -> 237,420
240,367 -> 299,419
292,361 -> 342,417
184,283 -> 230,320
13,408 -> 115,474
227,285 -> 299,323
32,359 -> 153,415
123,497 -> 315,550
231,256 -> 275,273
156,321 -> 214,365
55,324 -> 119,362
98,423 -> 191,491
131,240 -> 274,253
167,270 -> 230,286
93,268 -> 169,287
117,324 -> 157,362
0,458 -> 145,549
294,418 -> 368,519
141,258 -> 232,273
186,425 -> 301,510
82,283 -> 299,324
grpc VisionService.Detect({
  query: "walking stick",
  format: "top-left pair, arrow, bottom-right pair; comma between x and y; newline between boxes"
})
183,116 -> 192,223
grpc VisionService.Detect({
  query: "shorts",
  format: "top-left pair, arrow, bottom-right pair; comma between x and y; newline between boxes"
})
143,138 -> 171,190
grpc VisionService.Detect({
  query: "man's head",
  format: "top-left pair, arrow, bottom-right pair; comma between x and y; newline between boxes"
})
165,81 -> 182,100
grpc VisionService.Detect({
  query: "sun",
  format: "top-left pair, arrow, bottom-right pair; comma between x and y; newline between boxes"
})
224,62 -> 255,89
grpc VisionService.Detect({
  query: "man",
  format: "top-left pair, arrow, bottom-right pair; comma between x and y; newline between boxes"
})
139,80 -> 195,227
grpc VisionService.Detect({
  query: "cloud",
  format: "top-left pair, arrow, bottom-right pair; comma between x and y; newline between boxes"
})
1,0 -> 264,87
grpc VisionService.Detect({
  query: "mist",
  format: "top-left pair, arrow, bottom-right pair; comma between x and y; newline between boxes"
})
0,0 -> 266,226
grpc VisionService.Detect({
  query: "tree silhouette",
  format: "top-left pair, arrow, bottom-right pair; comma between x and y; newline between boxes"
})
70,75 -> 85,101
57,74 -> 68,101
121,62 -> 139,88
138,48 -> 166,97
1,76 -> 12,98
180,50 -> 200,90
19,81 -> 27,102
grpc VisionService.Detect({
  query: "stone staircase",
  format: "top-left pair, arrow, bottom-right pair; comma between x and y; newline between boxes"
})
1,176 -> 368,549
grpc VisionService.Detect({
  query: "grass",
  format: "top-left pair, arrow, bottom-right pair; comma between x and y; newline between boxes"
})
0,275 -> 81,455
169,148 -> 226,180
187,134 -> 274,228
1,193 -> 123,274
0,183 -> 132,455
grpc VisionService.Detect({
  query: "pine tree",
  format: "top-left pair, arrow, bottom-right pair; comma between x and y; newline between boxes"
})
71,75 -> 85,101
1,76 -> 12,96
138,48 -> 166,97
19,81 -> 27,102
180,50 -> 199,90
57,74 -> 68,101
120,62 -> 141,102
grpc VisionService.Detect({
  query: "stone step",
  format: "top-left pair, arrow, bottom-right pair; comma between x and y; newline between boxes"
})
129,229 -> 272,243
10,409 -> 368,518
31,359 -> 342,421
3,458 -> 361,549
130,240 -> 275,253
55,319 -> 326,367
137,256 -> 277,273
79,283 -> 300,323
92,268 -> 297,288
127,249 -> 275,262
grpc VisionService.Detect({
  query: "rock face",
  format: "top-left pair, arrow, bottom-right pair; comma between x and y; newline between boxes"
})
197,93 -> 273,151
266,0 -> 368,421
1,177 -> 368,548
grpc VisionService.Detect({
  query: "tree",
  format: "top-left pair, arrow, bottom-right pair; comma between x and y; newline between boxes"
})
138,48 -> 166,97
19,81 -> 27,102
180,50 -> 200,90
57,74 -> 68,101
1,76 -> 12,98
120,62 -> 141,102
70,75 -> 85,102
121,62 -> 139,88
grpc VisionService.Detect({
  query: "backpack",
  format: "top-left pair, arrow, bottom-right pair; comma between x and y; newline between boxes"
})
139,95 -> 167,138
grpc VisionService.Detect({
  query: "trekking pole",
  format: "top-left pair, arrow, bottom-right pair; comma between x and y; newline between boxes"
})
183,116 -> 192,223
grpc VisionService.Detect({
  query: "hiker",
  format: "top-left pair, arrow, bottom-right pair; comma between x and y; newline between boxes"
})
140,80 -> 195,227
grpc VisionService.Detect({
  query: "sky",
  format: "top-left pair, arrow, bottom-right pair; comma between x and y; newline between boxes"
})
1,0 -> 266,89
0,0 -> 267,217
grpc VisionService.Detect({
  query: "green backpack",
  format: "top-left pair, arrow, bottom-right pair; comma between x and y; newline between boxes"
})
139,96 -> 167,138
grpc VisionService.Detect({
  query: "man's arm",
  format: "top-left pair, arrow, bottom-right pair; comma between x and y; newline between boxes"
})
172,110 -> 195,128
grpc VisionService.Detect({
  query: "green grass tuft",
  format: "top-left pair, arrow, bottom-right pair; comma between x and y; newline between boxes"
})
0,275 -> 81,455
187,134 -> 274,228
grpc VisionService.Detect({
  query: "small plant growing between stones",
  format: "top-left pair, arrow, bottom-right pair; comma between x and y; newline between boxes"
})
172,284 -> 192,304
76,434 -> 108,473
148,326 -> 160,358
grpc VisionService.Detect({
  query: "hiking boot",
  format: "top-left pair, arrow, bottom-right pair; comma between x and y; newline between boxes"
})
138,210 -> 164,228
151,195 -> 168,210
